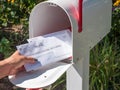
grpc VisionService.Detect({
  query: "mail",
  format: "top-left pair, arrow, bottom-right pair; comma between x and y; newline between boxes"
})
16,29 -> 72,72
27,29 -> 72,46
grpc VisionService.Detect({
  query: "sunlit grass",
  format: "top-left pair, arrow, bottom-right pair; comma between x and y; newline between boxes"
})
90,33 -> 120,90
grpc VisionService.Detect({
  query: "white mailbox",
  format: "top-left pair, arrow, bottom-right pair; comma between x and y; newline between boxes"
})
9,0 -> 112,90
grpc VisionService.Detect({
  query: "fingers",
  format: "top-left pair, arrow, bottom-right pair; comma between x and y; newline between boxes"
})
9,67 -> 26,75
13,50 -> 36,64
8,51 -> 37,76
24,56 -> 36,64
14,50 -> 36,64
12,50 -> 20,56
9,69 -> 18,75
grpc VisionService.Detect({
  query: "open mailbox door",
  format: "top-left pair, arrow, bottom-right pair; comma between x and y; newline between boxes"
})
9,0 -> 112,89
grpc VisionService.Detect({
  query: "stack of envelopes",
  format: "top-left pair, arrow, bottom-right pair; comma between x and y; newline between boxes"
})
16,29 -> 72,72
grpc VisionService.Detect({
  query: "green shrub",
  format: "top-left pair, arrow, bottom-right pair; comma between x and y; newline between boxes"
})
0,0 -> 42,28
0,37 -> 12,57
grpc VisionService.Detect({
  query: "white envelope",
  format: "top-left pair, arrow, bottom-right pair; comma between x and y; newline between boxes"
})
27,29 -> 72,46
17,37 -> 72,72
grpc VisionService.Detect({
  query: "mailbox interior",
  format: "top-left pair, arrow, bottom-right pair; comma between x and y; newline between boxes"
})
29,2 -> 72,37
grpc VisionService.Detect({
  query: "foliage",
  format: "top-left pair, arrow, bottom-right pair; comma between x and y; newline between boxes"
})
111,6 -> 120,50
0,26 -> 30,58
0,0 -> 40,28
90,35 -> 120,90
112,7 -> 120,32
0,37 -> 12,57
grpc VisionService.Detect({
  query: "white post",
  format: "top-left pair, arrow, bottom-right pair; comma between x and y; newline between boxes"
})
67,51 -> 89,90
67,0 -> 112,89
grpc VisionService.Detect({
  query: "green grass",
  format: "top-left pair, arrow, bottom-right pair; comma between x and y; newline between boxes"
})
90,33 -> 120,90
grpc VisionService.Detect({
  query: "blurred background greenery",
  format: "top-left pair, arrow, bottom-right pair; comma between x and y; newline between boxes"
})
0,0 -> 120,90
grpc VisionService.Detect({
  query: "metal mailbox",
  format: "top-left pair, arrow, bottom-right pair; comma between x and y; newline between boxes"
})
9,0 -> 112,90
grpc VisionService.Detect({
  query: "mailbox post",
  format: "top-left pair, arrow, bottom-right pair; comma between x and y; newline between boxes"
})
67,0 -> 112,90
9,0 -> 112,90
29,0 -> 112,90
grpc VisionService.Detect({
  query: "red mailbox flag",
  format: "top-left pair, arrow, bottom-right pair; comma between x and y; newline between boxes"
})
79,0 -> 83,32
69,0 -> 83,32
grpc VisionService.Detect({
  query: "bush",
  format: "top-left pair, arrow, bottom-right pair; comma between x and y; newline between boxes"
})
0,0 -> 41,28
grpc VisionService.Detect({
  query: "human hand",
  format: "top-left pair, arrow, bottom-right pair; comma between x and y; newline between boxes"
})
5,51 -> 35,75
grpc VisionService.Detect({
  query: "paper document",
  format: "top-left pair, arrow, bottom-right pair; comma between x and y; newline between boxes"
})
17,30 -> 72,72
28,29 -> 72,46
